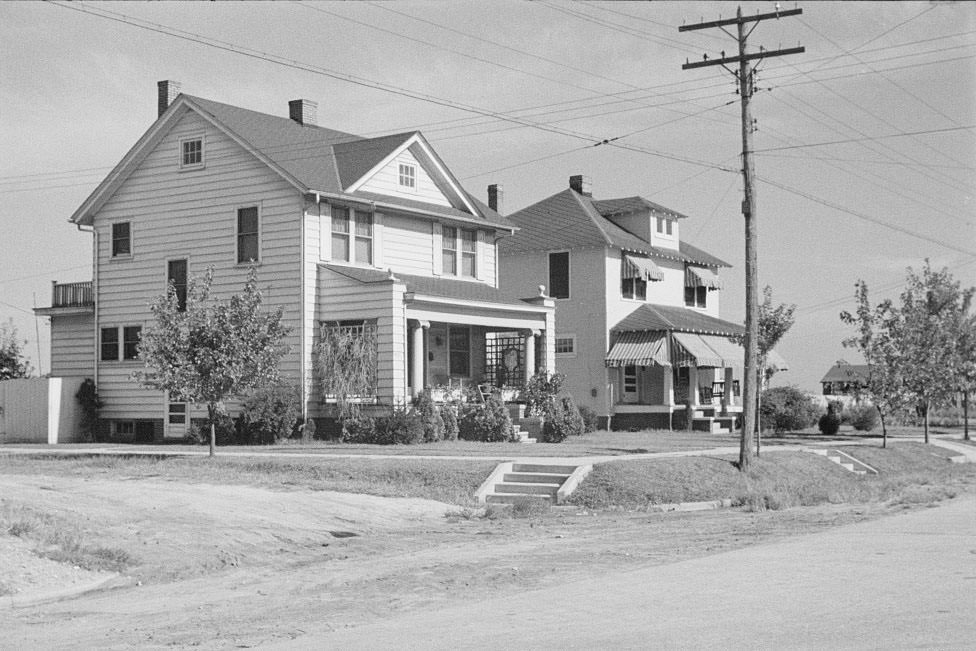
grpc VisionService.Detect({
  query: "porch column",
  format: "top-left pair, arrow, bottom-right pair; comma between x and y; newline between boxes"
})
409,320 -> 429,398
688,365 -> 699,405
663,367 -> 675,406
524,330 -> 539,383
724,367 -> 735,409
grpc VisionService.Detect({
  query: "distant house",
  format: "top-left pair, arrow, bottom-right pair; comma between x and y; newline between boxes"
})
35,81 -> 554,441
497,175 -> 787,432
821,364 -> 870,397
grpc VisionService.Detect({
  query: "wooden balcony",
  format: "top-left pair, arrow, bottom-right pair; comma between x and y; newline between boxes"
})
51,281 -> 93,307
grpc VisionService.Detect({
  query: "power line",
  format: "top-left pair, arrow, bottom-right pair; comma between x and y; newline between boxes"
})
751,124 -> 976,153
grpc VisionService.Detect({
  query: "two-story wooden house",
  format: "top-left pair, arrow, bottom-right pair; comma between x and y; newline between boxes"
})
498,176 -> 784,432
36,81 -> 554,441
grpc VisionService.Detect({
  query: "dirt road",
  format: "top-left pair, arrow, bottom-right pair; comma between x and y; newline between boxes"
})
0,473 -> 961,649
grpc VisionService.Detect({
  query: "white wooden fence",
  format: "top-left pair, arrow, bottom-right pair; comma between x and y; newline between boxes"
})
0,377 -> 85,444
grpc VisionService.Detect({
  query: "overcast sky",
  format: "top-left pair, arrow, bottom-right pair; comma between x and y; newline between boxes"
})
1,1 -> 973,392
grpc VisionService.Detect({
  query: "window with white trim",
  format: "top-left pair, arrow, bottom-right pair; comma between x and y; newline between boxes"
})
111,222 -> 131,258
555,335 -> 576,357
101,325 -> 141,361
398,163 -> 416,189
179,136 -> 203,169
622,277 -> 647,301
236,206 -> 259,264
331,206 -> 373,265
442,226 -> 477,278
684,286 -> 707,308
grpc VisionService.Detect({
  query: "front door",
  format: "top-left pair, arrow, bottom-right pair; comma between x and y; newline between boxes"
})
622,365 -> 639,404
165,401 -> 188,439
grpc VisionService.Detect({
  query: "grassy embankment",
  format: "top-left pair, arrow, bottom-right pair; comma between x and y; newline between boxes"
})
569,442 -> 975,511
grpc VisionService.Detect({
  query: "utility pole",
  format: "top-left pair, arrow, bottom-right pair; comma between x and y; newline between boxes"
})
680,6 -> 803,470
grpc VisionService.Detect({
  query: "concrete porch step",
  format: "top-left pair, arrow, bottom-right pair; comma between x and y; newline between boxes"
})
485,493 -> 552,505
477,462 -> 592,505
810,448 -> 878,475
495,482 -> 559,496
503,472 -> 567,484
511,463 -> 578,475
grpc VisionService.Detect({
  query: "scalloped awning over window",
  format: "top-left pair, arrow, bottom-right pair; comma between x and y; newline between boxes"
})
672,332 -> 740,368
605,331 -> 670,367
685,266 -> 723,290
622,255 -> 664,282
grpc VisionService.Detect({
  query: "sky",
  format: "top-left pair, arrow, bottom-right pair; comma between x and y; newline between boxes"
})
1,0 -> 973,393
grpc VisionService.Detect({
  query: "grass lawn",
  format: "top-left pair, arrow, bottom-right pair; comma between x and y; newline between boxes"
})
569,442 -> 976,511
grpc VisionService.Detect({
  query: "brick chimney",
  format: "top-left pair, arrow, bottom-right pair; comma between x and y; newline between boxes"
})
569,175 -> 591,197
289,99 -> 317,126
157,80 -> 182,118
487,184 -> 504,214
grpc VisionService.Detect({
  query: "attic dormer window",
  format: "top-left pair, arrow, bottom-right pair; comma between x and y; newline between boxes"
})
180,136 -> 204,169
398,163 -> 416,190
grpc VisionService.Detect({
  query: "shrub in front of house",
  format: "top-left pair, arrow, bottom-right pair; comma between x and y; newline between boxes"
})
237,384 -> 301,444
759,386 -> 820,434
818,412 -> 841,435
340,408 -> 424,445
458,394 -> 515,442
849,404 -> 879,431
542,396 -> 585,443
340,415 -> 377,443
188,410 -> 237,446
415,389 -> 445,442
577,405 -> 600,433
441,405 -> 459,441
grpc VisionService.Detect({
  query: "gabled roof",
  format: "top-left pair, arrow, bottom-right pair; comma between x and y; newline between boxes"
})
322,265 -> 532,307
821,364 -> 870,383
499,188 -> 729,268
70,94 -> 512,230
592,196 -> 688,221
612,303 -> 744,337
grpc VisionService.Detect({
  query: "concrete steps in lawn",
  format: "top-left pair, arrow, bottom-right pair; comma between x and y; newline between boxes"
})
691,415 -> 735,434
810,448 -> 878,475
476,462 -> 592,505
512,424 -> 536,444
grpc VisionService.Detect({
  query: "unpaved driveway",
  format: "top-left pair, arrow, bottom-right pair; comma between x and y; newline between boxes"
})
0,472 -> 962,649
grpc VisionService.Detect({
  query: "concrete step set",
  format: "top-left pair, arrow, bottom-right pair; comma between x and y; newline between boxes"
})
476,462 -> 593,505
809,448 -> 878,475
691,408 -> 736,434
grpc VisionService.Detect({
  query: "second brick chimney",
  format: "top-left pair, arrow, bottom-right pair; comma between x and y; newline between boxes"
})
289,99 -> 317,126
487,184 -> 504,214
569,174 -> 591,196
157,80 -> 182,118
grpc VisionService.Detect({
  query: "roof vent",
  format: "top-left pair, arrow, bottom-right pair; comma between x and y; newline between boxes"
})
569,174 -> 591,197
289,99 -> 317,126
157,80 -> 182,118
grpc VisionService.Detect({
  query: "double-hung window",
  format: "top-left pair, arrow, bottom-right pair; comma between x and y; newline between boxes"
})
237,206 -> 259,264
622,277 -> 647,301
101,326 -> 141,361
441,226 -> 477,278
548,252 -> 570,299
684,286 -> 707,308
123,326 -> 142,360
332,206 -> 373,264
100,327 -> 119,361
168,259 -> 188,312
111,222 -> 131,258
555,335 -> 576,358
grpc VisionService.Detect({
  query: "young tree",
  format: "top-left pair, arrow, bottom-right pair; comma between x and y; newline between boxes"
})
956,313 -> 976,441
732,286 -> 795,456
135,267 -> 291,456
840,280 -> 911,448
0,319 -> 33,380
896,262 -> 973,443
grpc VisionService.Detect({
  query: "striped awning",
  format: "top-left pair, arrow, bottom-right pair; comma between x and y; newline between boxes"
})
672,332 -> 743,368
622,255 -> 664,282
605,331 -> 670,368
685,266 -> 724,290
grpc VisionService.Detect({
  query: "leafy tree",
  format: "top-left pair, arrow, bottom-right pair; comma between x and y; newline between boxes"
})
135,267 -> 291,456
732,286 -> 795,456
895,262 -> 973,443
840,280 -> 911,447
956,312 -> 976,441
0,319 -> 33,380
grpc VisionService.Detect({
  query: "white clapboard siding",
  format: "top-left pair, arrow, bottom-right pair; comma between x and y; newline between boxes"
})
357,149 -> 451,207
314,267 -> 407,409
381,212 -> 437,276
49,313 -> 95,377
94,110 -> 304,419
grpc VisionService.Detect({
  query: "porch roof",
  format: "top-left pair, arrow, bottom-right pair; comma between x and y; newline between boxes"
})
612,303 -> 744,337
605,331 -> 671,368
672,332 -> 740,368
322,264 -> 534,307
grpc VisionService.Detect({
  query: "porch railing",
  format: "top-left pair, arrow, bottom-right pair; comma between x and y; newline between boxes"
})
52,280 -> 94,307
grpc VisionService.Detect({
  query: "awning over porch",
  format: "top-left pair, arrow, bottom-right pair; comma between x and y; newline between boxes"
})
605,331 -> 670,367
685,266 -> 724,290
622,255 -> 664,282
672,332 -> 742,368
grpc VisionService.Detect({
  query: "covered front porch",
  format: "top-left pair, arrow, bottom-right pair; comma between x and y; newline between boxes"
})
606,330 -> 743,432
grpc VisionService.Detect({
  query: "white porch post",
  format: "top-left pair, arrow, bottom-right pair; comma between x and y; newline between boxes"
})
524,330 -> 538,383
724,367 -> 735,409
688,365 -> 699,405
409,320 -> 429,398
663,367 -> 675,406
